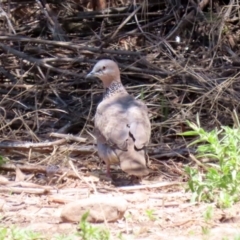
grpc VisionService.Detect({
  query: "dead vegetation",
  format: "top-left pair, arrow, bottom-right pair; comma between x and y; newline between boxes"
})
1,0 -> 240,239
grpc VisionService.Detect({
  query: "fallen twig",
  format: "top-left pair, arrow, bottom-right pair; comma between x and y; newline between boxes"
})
118,182 -> 183,191
0,139 -> 66,149
50,133 -> 87,143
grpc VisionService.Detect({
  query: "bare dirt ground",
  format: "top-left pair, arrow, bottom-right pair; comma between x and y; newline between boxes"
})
1,161 -> 240,240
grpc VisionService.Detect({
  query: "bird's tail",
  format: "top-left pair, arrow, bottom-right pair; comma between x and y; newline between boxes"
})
117,142 -> 149,176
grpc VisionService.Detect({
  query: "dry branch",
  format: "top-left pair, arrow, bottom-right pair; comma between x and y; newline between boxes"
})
0,139 -> 67,149
0,0 -> 239,178
50,133 -> 87,143
0,163 -> 87,179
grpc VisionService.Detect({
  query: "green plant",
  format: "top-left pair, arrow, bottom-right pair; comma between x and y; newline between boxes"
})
203,206 -> 213,223
0,226 -> 43,240
187,230 -> 195,236
140,88 -> 146,101
116,232 -> 125,240
200,206 -> 214,237
77,211 -> 110,240
181,114 -> 240,208
11,228 -> 43,240
145,209 -> 156,221
234,235 -> 240,240
201,226 -> 210,236
159,96 -> 169,122
0,227 -> 7,239
0,156 -> 7,165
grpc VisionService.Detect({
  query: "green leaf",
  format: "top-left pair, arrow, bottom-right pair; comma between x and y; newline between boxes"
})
183,115 -> 240,208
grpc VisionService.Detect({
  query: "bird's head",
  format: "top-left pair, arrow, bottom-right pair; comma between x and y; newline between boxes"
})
86,59 -> 121,88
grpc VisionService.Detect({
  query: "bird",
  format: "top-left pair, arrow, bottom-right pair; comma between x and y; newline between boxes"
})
86,59 -> 151,177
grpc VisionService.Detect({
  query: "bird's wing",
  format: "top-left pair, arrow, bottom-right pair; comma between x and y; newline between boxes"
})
128,99 -> 151,149
94,94 -> 151,151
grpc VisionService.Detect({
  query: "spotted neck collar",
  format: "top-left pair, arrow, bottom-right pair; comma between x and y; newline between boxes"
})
103,81 -> 126,99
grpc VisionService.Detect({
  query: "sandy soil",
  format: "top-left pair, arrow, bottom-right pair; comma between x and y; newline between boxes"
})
1,166 -> 240,240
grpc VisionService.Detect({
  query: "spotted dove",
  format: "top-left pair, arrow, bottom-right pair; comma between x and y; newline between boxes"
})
86,59 -> 151,177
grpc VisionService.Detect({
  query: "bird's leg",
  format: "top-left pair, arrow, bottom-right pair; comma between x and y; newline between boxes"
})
130,175 -> 141,184
106,162 -> 111,178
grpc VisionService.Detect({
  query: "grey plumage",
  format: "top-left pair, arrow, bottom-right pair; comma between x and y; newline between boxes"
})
86,59 -> 151,176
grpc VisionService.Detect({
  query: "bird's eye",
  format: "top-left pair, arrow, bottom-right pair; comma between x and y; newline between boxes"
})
102,66 -> 106,70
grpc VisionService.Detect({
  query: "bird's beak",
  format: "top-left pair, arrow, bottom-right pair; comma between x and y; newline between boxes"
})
86,71 -> 96,79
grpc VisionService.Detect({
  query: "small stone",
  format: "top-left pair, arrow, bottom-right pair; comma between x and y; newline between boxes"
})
124,192 -> 149,203
60,196 -> 127,223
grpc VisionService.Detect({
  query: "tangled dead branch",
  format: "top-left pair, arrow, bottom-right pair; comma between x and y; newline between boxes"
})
0,0 -> 240,174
